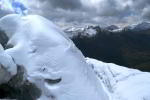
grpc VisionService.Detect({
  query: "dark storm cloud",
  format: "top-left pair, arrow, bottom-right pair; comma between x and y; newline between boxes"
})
131,0 -> 150,20
39,0 -> 142,26
94,0 -> 131,17
43,0 -> 138,26
48,0 -> 82,10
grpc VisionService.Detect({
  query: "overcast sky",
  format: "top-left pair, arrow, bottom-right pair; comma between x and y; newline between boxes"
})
1,0 -> 150,27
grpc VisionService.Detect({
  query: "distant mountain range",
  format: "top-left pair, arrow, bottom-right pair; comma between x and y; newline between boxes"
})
64,22 -> 150,71
64,22 -> 150,37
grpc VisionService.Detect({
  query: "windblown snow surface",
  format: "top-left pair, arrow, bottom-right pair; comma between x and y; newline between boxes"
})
0,14 -> 150,100
86,58 -> 150,100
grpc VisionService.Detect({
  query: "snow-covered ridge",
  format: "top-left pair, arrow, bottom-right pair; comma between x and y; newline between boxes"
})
86,58 -> 150,100
0,14 -> 109,100
132,22 -> 150,31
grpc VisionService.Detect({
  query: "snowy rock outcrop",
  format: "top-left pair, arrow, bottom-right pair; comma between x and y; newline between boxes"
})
0,44 -> 17,85
0,14 -> 109,100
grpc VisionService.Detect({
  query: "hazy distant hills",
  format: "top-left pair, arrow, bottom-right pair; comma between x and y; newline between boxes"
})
64,22 -> 150,71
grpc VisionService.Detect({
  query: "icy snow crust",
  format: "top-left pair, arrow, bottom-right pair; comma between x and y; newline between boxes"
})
0,14 -> 109,100
86,58 -> 150,100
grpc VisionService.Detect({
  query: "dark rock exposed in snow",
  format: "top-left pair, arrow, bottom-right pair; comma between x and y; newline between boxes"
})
105,25 -> 119,31
0,65 -> 42,100
0,29 -> 9,48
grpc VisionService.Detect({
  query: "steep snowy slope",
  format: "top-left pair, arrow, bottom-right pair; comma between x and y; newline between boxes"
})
0,14 -> 109,100
86,58 -> 150,100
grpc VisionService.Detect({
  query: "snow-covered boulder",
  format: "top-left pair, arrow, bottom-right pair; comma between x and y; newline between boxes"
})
0,14 -> 109,100
0,44 -> 17,85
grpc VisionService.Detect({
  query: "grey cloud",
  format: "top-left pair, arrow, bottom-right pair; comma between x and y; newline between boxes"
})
0,10 -> 11,18
33,0 -> 144,26
1,0 -> 150,26
132,0 -> 150,10
43,0 -> 82,10
42,0 -> 133,25
142,6 -> 150,20
130,0 -> 150,20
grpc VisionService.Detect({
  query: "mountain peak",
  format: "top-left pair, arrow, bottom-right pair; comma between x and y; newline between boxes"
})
133,21 -> 150,31
105,25 -> 119,31
64,25 -> 99,37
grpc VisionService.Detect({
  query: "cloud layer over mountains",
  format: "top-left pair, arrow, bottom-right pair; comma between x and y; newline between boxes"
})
0,0 -> 150,26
